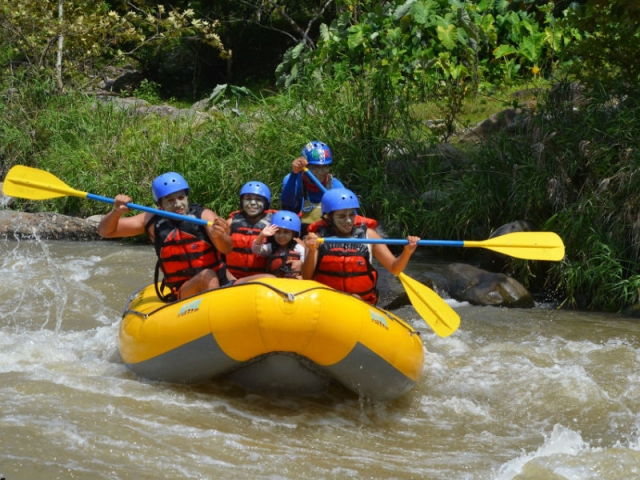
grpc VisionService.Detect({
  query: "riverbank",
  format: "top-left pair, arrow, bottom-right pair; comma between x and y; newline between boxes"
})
3,78 -> 640,313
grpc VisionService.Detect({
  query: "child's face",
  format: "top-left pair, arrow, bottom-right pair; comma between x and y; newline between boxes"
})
242,194 -> 265,217
274,228 -> 294,245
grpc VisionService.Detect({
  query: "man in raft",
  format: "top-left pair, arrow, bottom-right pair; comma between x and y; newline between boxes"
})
280,141 -> 346,237
98,172 -> 271,301
302,188 -> 420,305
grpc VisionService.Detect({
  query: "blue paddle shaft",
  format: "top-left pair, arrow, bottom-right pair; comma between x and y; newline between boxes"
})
86,193 -> 211,226
320,238 -> 464,248
303,168 -> 327,191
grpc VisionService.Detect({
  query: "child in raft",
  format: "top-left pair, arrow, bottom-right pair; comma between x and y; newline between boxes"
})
251,210 -> 306,279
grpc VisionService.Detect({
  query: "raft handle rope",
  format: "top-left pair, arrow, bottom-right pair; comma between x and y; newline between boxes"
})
123,309 -> 148,319
234,281 -> 420,334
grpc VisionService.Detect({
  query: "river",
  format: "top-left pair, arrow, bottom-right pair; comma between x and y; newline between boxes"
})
2,238 -> 640,480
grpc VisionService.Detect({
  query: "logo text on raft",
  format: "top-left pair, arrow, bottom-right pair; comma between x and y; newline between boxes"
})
369,310 -> 389,330
178,299 -> 202,317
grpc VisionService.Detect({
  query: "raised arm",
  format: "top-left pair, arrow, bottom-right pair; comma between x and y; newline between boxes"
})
251,224 -> 278,257
301,232 -> 320,279
97,194 -> 149,238
203,209 -> 233,254
280,157 -> 307,212
369,228 -> 420,275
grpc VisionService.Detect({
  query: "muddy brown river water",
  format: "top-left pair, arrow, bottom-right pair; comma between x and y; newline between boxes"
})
2,239 -> 640,480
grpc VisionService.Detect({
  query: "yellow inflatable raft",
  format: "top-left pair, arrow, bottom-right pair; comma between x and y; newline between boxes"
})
119,278 -> 424,401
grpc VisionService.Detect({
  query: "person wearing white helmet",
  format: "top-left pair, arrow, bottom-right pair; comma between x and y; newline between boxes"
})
302,188 -> 420,305
280,141 -> 346,236
251,210 -> 305,279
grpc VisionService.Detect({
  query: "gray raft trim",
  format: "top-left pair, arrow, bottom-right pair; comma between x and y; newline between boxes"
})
125,334 -> 417,401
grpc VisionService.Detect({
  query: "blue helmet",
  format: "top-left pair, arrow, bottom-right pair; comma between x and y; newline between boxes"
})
152,172 -> 189,203
271,210 -> 301,235
240,181 -> 271,209
301,141 -> 332,165
321,188 -> 360,216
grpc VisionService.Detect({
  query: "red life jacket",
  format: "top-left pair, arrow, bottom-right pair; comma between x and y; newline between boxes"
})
266,240 -> 302,278
147,204 -> 226,291
226,210 -> 276,278
307,216 -> 379,305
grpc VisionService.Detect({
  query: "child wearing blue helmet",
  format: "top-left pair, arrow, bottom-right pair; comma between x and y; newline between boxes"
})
302,188 -> 420,305
280,141 -> 345,236
252,210 -> 306,279
226,181 -> 278,279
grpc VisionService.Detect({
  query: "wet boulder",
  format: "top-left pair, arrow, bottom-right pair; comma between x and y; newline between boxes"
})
376,268 -> 410,310
479,220 -> 536,272
0,210 -> 101,240
417,262 -> 534,308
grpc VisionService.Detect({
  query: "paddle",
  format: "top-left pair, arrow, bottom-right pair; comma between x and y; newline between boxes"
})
398,273 -> 459,337
319,232 -> 565,261
302,166 -> 328,191
304,166 -> 564,261
304,165 -> 460,336
3,165 -> 213,227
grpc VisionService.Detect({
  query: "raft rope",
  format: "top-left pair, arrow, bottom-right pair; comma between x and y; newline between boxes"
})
230,281 -> 420,335
153,260 -> 178,303
122,280 -> 420,336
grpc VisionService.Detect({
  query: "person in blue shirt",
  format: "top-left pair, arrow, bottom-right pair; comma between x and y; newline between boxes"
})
280,141 -> 345,236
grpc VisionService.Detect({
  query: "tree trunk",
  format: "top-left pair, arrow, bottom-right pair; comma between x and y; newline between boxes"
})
56,0 -> 64,91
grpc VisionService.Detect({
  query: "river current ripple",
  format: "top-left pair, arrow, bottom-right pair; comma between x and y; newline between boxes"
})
2,239 -> 640,480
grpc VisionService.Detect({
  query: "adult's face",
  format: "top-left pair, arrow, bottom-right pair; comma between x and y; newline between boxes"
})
159,190 -> 189,214
307,164 -> 330,183
330,208 -> 356,235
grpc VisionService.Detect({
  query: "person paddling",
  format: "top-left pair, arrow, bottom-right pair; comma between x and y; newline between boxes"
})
280,141 -> 345,237
252,210 -> 306,279
302,188 -> 420,305
97,172 -> 270,302
226,181 -> 278,280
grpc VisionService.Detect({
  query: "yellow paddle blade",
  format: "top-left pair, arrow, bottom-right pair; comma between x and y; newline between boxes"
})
3,165 -> 88,200
464,231 -> 565,261
398,272 -> 460,337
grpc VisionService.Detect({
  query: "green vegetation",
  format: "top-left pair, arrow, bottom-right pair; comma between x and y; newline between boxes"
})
2,1 -> 640,313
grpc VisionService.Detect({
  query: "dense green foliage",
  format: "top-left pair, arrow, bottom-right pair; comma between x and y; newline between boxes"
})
2,0 -> 640,313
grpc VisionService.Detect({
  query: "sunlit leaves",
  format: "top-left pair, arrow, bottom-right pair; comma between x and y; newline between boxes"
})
0,0 -> 228,85
493,44 -> 517,58
436,22 -> 457,50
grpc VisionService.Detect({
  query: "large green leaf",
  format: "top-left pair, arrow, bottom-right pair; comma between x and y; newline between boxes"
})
347,25 -> 365,50
519,33 -> 545,63
411,0 -> 436,25
320,23 -> 330,43
291,43 -> 305,60
394,0 -> 417,20
493,44 -> 518,58
437,23 -> 458,50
